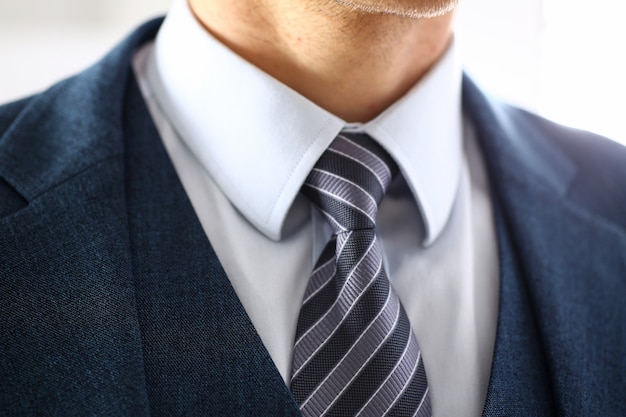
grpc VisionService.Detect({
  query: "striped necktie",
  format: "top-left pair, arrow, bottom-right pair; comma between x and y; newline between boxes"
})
290,132 -> 431,417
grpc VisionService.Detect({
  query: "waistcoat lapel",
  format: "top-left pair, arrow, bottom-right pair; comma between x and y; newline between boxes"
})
123,75 -> 300,417
481,202 -> 557,416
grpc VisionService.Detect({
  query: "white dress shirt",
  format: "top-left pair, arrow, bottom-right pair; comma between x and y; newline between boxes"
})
132,1 -> 499,415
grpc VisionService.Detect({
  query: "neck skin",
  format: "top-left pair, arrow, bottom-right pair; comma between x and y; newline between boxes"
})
188,0 -> 455,122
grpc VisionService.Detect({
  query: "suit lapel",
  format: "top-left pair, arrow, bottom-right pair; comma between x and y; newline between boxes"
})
123,75 -> 301,417
0,140 -> 153,416
464,75 -> 626,416
0,21 -> 165,417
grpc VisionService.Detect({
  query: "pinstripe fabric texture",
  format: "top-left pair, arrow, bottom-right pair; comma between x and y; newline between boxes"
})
290,133 -> 431,417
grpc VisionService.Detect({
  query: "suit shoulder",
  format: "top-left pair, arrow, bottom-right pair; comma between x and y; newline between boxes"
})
505,105 -> 626,231
504,105 -> 626,168
0,96 -> 35,140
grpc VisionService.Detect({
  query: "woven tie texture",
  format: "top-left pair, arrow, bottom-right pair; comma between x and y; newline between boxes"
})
290,132 -> 431,417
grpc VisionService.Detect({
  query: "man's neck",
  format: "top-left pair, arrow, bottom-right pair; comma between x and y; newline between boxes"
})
188,0 -> 455,122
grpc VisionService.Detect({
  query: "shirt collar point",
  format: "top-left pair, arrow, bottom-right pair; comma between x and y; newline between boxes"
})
421,216 -> 446,248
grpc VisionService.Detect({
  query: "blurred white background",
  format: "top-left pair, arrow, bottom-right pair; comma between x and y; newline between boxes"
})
0,0 -> 624,144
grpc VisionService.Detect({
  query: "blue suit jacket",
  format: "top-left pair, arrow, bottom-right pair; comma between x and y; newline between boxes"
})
1,19 -> 625,416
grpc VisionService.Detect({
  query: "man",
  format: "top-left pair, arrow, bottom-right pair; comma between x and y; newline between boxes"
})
0,0 -> 624,416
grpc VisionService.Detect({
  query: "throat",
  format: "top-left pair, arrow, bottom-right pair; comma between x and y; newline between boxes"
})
189,0 -> 455,122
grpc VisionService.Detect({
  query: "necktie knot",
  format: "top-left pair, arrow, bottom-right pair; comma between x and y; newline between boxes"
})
302,133 -> 399,233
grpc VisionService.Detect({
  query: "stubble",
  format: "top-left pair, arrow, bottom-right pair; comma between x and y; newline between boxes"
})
333,0 -> 459,18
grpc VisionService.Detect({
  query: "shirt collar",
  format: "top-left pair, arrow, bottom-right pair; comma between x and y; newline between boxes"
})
146,0 -> 463,245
